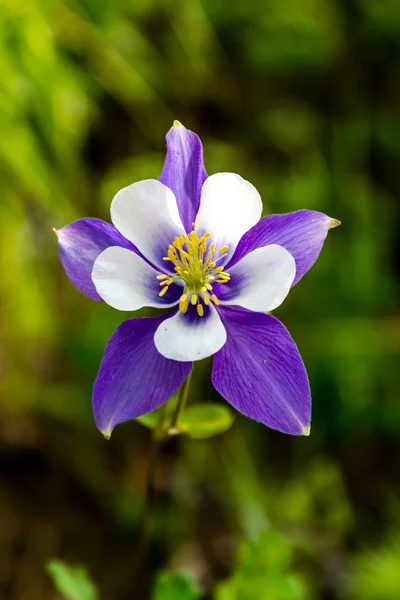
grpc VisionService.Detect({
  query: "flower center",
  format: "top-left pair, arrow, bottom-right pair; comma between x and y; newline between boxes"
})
156,225 -> 230,317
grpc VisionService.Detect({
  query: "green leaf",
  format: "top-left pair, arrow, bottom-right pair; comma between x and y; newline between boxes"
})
136,395 -> 179,430
136,400 -> 234,439
46,560 -> 98,600
136,410 -> 160,430
154,571 -> 201,600
215,532 -> 307,600
180,404 -> 235,439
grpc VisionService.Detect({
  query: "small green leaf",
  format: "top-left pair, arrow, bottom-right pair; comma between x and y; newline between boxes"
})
136,395 -> 178,430
154,571 -> 201,600
46,560 -> 98,600
136,410 -> 160,430
180,404 -> 235,439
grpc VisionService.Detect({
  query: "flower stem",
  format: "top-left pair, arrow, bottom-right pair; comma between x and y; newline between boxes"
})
133,403 -> 168,595
143,402 -> 168,520
170,367 -> 193,431
133,372 -> 193,594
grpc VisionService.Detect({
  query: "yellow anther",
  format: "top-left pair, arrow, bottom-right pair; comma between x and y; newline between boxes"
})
211,294 -> 220,305
179,300 -> 188,313
192,222 -> 197,229
158,229 -> 231,303
197,304 -> 204,317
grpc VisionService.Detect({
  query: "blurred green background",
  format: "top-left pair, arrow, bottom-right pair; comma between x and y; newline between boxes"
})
0,0 -> 399,598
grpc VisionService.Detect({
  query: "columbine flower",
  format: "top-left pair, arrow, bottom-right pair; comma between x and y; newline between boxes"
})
55,121 -> 339,438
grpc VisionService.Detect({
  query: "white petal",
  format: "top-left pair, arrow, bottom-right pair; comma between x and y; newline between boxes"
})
154,305 -> 227,362
110,179 -> 185,269
221,244 -> 296,312
92,246 -> 180,311
195,173 -> 262,261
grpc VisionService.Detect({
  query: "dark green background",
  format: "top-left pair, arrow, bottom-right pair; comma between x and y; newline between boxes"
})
0,0 -> 399,598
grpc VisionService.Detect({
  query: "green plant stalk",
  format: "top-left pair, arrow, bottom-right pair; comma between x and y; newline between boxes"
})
170,367 -> 193,432
133,369 -> 193,592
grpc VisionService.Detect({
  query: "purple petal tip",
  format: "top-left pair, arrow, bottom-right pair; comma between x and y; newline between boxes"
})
328,218 -> 341,229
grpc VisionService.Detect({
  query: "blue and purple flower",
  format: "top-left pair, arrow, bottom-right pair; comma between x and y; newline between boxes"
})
55,121 -> 339,438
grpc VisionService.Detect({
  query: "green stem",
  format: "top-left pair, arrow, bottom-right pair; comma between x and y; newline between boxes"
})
144,402 -> 168,514
133,403 -> 168,593
133,373 -> 193,591
170,367 -> 193,431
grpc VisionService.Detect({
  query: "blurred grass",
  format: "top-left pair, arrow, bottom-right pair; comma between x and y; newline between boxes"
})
0,0 -> 399,598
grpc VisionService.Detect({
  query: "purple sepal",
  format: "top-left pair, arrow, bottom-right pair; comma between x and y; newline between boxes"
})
213,306 -> 311,435
55,218 -> 136,301
93,315 -> 192,437
228,210 -> 340,285
159,122 -> 208,232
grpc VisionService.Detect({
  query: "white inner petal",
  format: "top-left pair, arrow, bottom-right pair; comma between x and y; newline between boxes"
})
221,244 -> 296,312
92,246 -> 179,311
110,179 -> 185,269
195,173 -> 262,262
154,305 -> 227,362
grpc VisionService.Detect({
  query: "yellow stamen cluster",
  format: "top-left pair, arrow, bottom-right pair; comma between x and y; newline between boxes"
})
157,226 -> 230,316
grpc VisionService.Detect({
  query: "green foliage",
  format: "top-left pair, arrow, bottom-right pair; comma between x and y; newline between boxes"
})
216,532 -> 306,600
137,401 -> 235,439
136,410 -> 162,430
347,535 -> 400,600
136,394 -> 178,431
179,404 -> 235,439
272,460 -> 353,546
46,560 -> 98,600
154,571 -> 201,600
